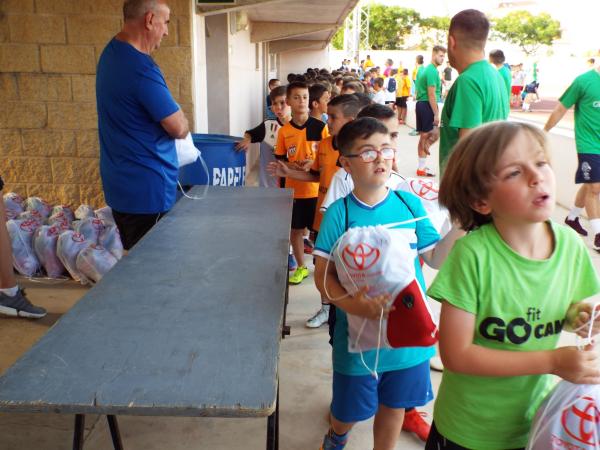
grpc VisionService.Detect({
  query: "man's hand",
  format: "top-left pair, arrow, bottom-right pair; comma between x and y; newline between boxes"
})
266,160 -> 290,178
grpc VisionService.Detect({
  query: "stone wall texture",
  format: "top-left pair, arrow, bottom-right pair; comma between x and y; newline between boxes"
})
0,0 -> 194,207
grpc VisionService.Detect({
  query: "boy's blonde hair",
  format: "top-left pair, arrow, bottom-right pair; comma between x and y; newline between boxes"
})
439,121 -> 550,231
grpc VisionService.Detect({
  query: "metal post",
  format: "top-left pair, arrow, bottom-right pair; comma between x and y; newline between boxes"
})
107,415 -> 124,450
73,414 -> 85,450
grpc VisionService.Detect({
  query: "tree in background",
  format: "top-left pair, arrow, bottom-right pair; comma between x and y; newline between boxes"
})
492,11 -> 561,57
418,16 -> 450,49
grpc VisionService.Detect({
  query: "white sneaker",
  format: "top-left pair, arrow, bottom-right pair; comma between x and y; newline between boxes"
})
306,305 -> 330,328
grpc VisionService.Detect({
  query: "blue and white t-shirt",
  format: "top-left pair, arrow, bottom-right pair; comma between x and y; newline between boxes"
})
314,189 -> 440,375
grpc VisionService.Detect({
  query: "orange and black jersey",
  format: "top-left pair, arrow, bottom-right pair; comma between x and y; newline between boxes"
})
310,135 -> 341,231
275,117 -> 329,199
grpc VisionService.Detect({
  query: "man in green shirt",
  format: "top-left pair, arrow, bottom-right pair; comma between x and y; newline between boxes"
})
422,9 -> 509,172
489,49 -> 511,103
544,65 -> 600,250
415,45 -> 446,177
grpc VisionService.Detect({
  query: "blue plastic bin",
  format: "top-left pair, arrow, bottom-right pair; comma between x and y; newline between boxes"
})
178,134 -> 246,187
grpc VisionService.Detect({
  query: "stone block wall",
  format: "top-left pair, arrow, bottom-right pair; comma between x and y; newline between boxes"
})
0,0 -> 194,208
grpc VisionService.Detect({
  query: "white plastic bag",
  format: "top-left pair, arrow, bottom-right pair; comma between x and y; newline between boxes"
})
33,225 -> 65,278
24,196 -> 52,219
48,211 -> 72,230
50,205 -> 75,222
76,244 -> 118,283
74,204 -> 95,220
331,221 -> 439,354
99,225 -> 123,260
73,217 -> 105,243
3,192 -> 24,220
56,231 -> 90,283
18,210 -> 44,226
175,132 -> 201,167
396,178 -> 451,236
95,206 -> 115,226
6,219 -> 41,277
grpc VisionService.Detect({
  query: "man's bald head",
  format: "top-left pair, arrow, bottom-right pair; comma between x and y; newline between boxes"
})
449,9 -> 489,50
123,0 -> 161,21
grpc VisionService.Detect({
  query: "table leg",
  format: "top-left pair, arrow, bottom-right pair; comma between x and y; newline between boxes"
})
266,383 -> 279,450
73,414 -> 85,450
282,279 -> 291,339
107,415 -> 124,450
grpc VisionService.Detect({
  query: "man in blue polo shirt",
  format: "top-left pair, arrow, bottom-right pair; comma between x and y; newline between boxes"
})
96,0 -> 189,250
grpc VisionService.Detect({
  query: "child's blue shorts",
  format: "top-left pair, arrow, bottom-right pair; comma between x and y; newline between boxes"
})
330,360 -> 433,423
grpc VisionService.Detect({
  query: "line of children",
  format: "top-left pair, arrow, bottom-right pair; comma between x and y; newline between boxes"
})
314,117 -> 464,450
426,121 -> 600,450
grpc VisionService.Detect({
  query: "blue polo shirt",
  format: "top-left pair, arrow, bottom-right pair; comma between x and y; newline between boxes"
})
96,38 -> 180,214
314,189 -> 439,375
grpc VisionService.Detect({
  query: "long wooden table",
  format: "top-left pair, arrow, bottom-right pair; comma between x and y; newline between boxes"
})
0,186 -> 293,449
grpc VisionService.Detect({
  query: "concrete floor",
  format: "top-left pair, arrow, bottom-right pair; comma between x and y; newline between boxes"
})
1,123 -> 599,450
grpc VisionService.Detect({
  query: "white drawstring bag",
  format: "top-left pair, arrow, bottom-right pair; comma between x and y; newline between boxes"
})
527,304 -> 600,450
33,225 -> 65,278
6,219 -> 41,277
99,225 -> 124,260
396,178 -> 450,236
48,211 -> 72,230
24,196 -> 52,219
95,206 -> 115,226
73,217 -> 105,243
76,244 -> 118,283
74,204 -> 95,220
18,210 -> 44,226
57,231 -> 91,284
50,205 -> 75,222
175,132 -> 201,167
3,192 -> 24,220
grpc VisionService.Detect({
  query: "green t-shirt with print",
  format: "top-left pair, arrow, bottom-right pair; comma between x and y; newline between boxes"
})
416,63 -> 441,102
427,222 -> 600,450
414,65 -> 425,98
559,69 -> 600,155
499,64 -> 512,99
439,60 -> 509,171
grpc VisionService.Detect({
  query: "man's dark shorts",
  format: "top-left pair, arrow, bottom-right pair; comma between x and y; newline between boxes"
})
112,210 -> 166,250
395,96 -> 408,108
575,153 -> 600,184
415,101 -> 434,132
291,197 -> 317,230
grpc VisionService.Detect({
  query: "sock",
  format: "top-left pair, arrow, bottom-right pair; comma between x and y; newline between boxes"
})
0,286 -> 19,297
590,219 -> 600,235
567,207 -> 583,220
418,157 -> 426,170
325,428 -> 349,448
321,303 -> 330,312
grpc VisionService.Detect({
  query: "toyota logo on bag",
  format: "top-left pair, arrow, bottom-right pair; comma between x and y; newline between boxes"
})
342,243 -> 380,271
409,179 -> 439,201
560,395 -> 600,446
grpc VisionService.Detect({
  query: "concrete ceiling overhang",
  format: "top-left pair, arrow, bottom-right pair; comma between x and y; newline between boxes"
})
196,0 -> 359,52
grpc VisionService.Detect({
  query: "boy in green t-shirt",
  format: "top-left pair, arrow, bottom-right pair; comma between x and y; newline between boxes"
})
489,49 -> 511,102
425,121 -> 600,450
544,66 -> 600,250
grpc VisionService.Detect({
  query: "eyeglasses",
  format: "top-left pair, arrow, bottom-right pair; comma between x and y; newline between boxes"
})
344,147 -> 396,163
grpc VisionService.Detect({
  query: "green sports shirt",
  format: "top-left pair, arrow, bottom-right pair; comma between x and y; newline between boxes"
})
559,69 -> 600,155
416,63 -> 441,102
427,222 -> 600,450
499,64 -> 512,99
439,60 -> 509,171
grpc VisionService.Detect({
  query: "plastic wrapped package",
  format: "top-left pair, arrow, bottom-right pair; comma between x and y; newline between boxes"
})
6,219 -> 41,277
18,210 -> 44,226
48,212 -> 72,230
99,225 -> 124,260
76,244 -> 118,283
33,225 -> 65,278
74,204 -> 95,220
3,192 -> 24,220
95,206 -> 115,225
24,197 -> 52,218
73,217 -> 105,243
50,205 -> 75,222
56,231 -> 90,283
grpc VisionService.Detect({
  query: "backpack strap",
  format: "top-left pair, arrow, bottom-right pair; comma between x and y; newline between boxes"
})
393,190 -> 416,219
343,196 -> 349,231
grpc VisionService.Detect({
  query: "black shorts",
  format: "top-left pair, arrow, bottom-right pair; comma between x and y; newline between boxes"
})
575,153 -> 600,184
395,96 -> 408,108
112,210 -> 166,250
425,422 -> 524,450
416,101 -> 434,132
291,197 -> 317,230
0,174 -> 4,192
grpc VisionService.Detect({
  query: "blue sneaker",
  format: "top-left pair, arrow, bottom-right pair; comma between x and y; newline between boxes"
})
320,429 -> 348,450
288,253 -> 298,271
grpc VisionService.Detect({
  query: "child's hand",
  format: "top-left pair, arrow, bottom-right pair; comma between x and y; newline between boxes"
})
235,136 -> 251,152
552,344 -> 600,384
266,160 -> 289,178
350,287 -> 393,320
293,159 -> 314,171
571,303 -> 600,338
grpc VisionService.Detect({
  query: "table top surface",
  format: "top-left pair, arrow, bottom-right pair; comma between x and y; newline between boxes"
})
0,187 -> 293,417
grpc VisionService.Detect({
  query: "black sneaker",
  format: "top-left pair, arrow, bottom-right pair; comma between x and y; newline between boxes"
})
565,216 -> 588,236
0,288 -> 47,319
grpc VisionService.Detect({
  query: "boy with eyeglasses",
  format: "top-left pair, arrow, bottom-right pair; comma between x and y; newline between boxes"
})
312,118 -> 463,449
